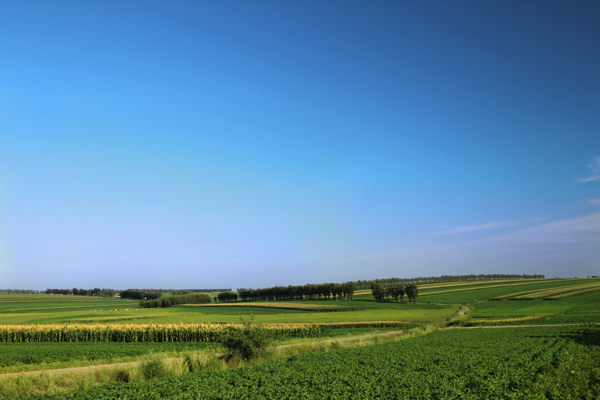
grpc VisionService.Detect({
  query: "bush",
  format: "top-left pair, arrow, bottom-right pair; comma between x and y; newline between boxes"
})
140,358 -> 168,380
220,316 -> 273,361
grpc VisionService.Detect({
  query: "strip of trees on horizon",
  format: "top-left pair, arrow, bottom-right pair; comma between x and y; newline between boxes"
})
46,288 -> 117,297
217,292 -> 239,302
231,283 -> 356,303
371,282 -> 418,303
41,288 -> 232,299
0,289 -> 42,294
139,293 -> 211,308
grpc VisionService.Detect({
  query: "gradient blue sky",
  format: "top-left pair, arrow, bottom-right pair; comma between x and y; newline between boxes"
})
1,1 -> 599,290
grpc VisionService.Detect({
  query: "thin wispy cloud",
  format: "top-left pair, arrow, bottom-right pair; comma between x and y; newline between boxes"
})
337,212 -> 600,279
441,218 -> 546,235
589,199 -> 600,205
468,212 -> 600,248
578,157 -> 600,183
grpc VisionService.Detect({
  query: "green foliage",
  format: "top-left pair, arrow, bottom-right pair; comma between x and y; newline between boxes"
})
139,293 -> 211,308
20,326 -> 599,399
220,317 -> 274,361
372,283 -> 413,302
371,282 -> 384,301
216,292 -> 238,302
139,358 -> 168,380
406,284 -> 418,303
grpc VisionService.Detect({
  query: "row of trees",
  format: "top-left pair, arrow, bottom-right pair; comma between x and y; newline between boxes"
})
139,293 -> 211,308
119,289 -> 163,300
122,289 -> 231,301
46,288 -> 117,297
0,289 -> 41,294
217,292 -> 239,302
351,274 -> 544,290
236,282 -> 355,302
371,283 -> 418,303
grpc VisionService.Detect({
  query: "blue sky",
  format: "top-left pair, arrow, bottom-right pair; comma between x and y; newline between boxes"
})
1,1 -> 599,290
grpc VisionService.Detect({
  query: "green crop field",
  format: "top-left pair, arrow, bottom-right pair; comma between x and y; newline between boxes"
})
0,295 -> 456,325
15,325 -> 600,400
1,278 -> 599,399
0,342 -> 219,373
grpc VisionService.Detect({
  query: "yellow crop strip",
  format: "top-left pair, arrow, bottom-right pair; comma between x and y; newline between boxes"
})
0,321 -> 410,343
420,280 -> 578,297
546,286 -> 600,299
509,282 -> 600,300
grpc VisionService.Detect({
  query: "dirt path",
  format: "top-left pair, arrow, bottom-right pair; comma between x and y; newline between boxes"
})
458,305 -> 471,316
0,330 -> 407,379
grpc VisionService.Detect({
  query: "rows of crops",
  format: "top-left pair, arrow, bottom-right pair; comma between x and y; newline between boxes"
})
546,286 -> 600,299
0,321 -> 410,343
419,279 -> 581,298
491,282 -> 600,301
18,325 -> 599,400
0,342 -> 218,369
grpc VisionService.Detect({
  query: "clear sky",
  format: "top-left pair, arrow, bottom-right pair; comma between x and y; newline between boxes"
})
1,1 -> 599,290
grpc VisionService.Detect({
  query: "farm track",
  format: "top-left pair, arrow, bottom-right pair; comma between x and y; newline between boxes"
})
3,322 -> 599,379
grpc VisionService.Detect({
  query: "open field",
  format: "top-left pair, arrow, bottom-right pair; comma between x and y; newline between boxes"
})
9,325 -> 599,400
0,295 -> 455,325
1,278 -> 599,398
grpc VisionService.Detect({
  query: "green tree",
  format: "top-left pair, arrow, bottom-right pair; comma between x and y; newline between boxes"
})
371,282 -> 384,302
406,284 -> 418,303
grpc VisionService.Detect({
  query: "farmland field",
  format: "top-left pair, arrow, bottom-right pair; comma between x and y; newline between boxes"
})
1,278 -> 599,399
13,325 -> 600,400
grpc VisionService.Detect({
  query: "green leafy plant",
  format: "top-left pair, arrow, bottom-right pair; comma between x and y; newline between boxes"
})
140,357 -> 168,380
220,316 -> 273,361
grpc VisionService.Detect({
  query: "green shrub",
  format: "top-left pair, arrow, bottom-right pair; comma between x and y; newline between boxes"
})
220,316 -> 273,361
140,358 -> 168,380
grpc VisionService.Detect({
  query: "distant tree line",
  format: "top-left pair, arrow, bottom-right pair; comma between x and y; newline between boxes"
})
371,283 -> 418,303
127,288 -> 231,294
235,282 -> 355,302
0,289 -> 41,294
119,289 -> 163,300
139,293 -> 211,308
217,292 -> 239,302
350,274 -> 545,290
45,288 -> 117,297
40,288 -> 230,300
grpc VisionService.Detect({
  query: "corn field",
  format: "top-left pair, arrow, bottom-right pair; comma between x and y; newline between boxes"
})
0,321 -> 410,343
